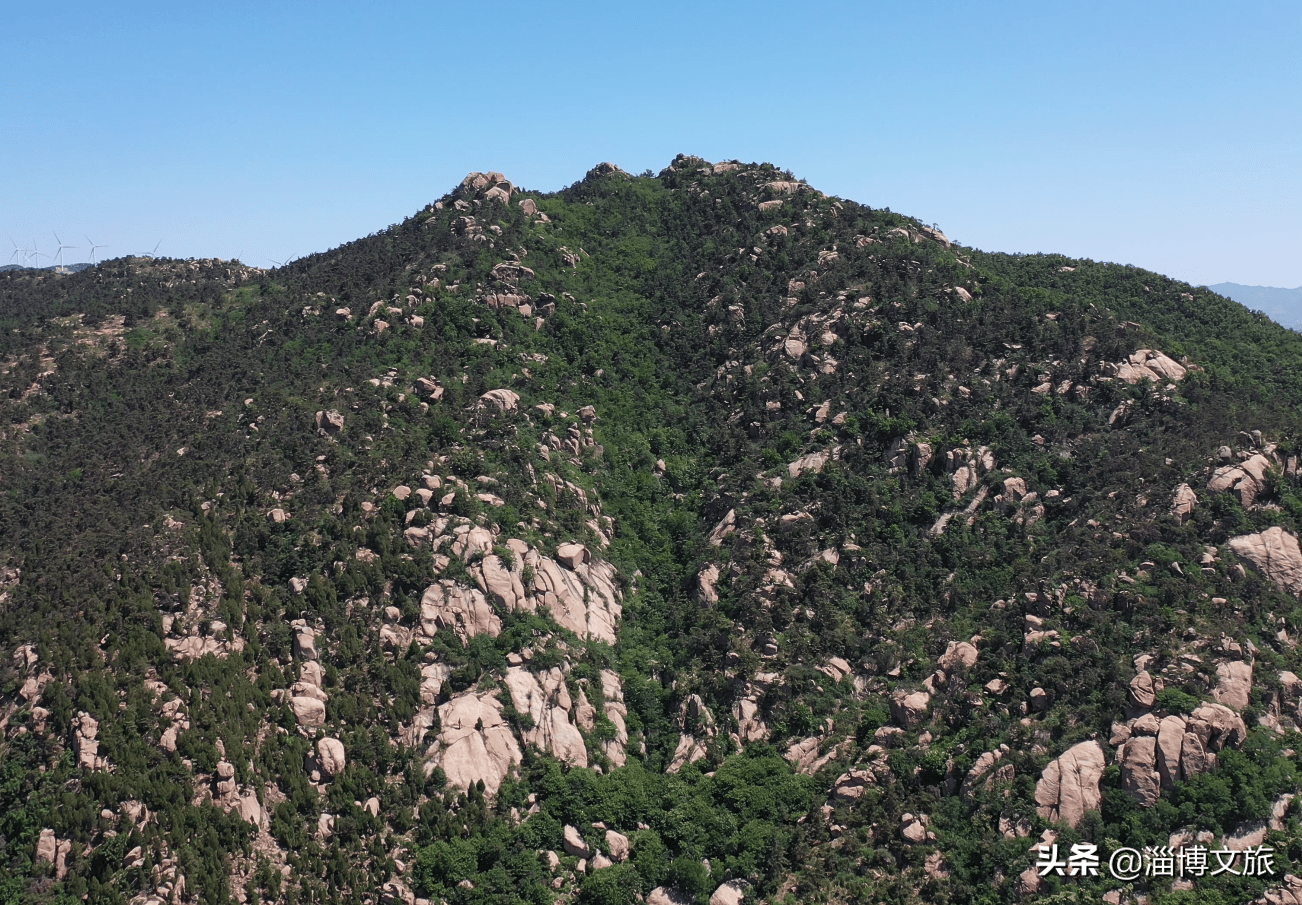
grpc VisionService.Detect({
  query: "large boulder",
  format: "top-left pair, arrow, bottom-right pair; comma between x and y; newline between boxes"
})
1170,483 -> 1198,522
315,409 -> 345,433
890,689 -> 931,729
710,881 -> 749,905
1230,527 -> 1302,595
1034,741 -> 1106,827
478,389 -> 521,412
317,737 -> 346,778
605,830 -> 630,862
938,640 -> 978,672
291,696 -> 327,728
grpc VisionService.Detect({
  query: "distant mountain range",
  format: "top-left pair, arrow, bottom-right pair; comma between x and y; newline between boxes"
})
1209,282 -> 1302,330
0,262 -> 96,273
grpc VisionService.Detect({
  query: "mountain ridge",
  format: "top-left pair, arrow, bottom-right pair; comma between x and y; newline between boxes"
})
3,156 -> 1302,905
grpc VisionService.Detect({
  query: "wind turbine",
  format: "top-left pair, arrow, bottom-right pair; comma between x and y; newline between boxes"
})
30,239 -> 48,269
86,236 -> 107,264
141,240 -> 161,260
7,238 -> 22,268
52,233 -> 77,272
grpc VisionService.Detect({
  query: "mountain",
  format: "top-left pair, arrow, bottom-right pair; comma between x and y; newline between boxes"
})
1,262 -> 96,274
3,156 -> 1302,905
1209,283 -> 1302,331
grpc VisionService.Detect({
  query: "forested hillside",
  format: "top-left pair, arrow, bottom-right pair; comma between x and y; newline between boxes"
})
5,156 -> 1302,905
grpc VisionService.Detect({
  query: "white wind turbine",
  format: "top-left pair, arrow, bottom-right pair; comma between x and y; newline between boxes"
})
52,233 -> 78,272
29,239 -> 48,269
7,238 -> 22,267
86,236 -> 108,264
141,240 -> 161,260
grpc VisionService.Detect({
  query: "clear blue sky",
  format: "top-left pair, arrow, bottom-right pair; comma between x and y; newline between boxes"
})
3,1 -> 1299,287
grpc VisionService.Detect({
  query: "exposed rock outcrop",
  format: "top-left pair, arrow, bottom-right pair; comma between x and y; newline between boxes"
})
504,667 -> 588,767
1034,741 -> 1105,827
424,691 -> 522,794
1230,527 -> 1302,596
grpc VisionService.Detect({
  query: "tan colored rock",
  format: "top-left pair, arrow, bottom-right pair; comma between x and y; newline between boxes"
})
237,790 -> 262,826
523,546 -> 622,644
788,449 -> 833,478
293,627 -> 318,660
556,542 -> 589,570
694,563 -> 720,603
707,510 -> 736,545
291,696 -> 326,727
1034,741 -> 1105,827
901,813 -> 928,844
1171,483 -> 1198,523
36,828 -> 56,864
1156,716 -> 1187,789
1230,527 -> 1302,595
1120,736 -> 1160,806
474,554 -> 529,614
606,829 -> 630,862
563,824 -> 591,858
426,692 -> 522,794
1188,702 -> 1247,750
649,887 -> 694,905
890,689 -> 931,729
1129,671 -> 1157,709
961,748 -> 1010,798
709,880 -> 748,905
315,409 -> 344,433
479,388 -> 521,412
1214,660 -> 1253,711
600,669 -> 629,767
420,580 -> 501,641
504,667 -> 588,767
831,769 -> 874,802
317,737 -> 346,778
938,641 -> 978,672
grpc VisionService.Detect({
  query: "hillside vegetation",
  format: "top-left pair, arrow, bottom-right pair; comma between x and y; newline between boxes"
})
5,156 -> 1302,905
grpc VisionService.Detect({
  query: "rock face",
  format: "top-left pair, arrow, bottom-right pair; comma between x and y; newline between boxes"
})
1214,660 -> 1254,710
504,667 -> 588,767
1034,741 -> 1105,827
1117,704 -> 1246,806
606,829 -> 630,862
424,692 -> 522,794
1130,671 -> 1158,709
1230,527 -> 1302,596
563,824 -> 591,858
421,580 -> 501,641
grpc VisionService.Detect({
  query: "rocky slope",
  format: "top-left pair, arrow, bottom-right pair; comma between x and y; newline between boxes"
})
3,157 -> 1302,905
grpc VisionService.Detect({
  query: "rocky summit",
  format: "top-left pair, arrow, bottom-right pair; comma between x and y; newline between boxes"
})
4,156 -> 1302,904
